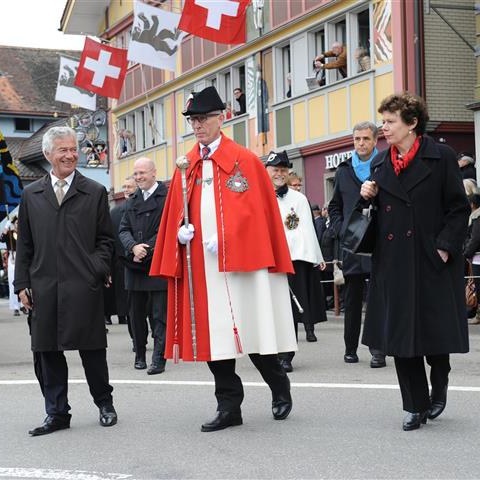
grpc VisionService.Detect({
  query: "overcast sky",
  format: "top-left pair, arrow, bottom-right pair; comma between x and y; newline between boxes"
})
0,0 -> 85,50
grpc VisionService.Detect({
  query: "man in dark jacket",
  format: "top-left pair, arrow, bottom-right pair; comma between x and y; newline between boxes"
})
458,153 -> 476,181
328,121 -> 386,368
15,126 -> 117,436
119,157 -> 168,375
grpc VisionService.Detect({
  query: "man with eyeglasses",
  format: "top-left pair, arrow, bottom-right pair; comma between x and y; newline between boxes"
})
119,158 -> 168,375
151,86 -> 297,432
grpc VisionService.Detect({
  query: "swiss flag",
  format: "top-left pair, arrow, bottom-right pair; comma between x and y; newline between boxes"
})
179,0 -> 249,45
75,38 -> 128,99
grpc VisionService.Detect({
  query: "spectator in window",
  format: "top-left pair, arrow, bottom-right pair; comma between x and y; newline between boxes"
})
316,42 -> 347,78
312,59 -> 325,87
286,73 -> 292,98
233,87 -> 246,115
225,102 -> 233,120
458,153 -> 476,181
354,47 -> 371,72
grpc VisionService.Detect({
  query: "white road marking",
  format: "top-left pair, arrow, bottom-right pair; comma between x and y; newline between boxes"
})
0,467 -> 131,479
1,379 -> 480,392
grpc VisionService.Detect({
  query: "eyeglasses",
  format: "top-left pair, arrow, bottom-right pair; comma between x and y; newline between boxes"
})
186,113 -> 220,125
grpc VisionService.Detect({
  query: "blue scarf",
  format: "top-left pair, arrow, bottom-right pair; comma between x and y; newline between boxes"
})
351,147 -> 378,183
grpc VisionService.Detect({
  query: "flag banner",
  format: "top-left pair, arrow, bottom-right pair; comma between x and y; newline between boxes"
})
128,1 -> 185,72
75,38 -> 128,99
0,130 -> 23,218
55,57 -> 97,111
179,0 -> 249,45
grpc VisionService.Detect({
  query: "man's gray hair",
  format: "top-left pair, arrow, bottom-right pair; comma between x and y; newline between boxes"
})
42,126 -> 78,155
353,121 -> 379,139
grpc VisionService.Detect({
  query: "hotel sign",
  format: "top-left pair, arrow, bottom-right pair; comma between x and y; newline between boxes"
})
325,149 -> 354,169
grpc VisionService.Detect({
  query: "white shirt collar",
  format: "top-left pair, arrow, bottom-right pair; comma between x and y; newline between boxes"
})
143,182 -> 158,198
199,135 -> 222,157
51,170 -> 75,188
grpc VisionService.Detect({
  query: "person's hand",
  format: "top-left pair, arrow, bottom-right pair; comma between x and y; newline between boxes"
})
437,249 -> 449,263
319,262 -> 326,271
204,234 -> 218,255
178,224 -> 195,245
132,243 -> 150,259
19,289 -> 32,310
360,180 -> 379,200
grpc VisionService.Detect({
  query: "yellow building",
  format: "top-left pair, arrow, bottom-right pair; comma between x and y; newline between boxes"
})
61,0 -> 474,205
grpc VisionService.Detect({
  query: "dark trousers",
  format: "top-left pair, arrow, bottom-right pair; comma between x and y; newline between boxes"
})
207,354 -> 290,412
394,355 -> 451,413
34,349 -> 113,418
344,274 -> 382,356
129,290 -> 167,364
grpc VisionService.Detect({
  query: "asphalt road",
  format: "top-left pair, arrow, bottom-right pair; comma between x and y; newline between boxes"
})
1,298 -> 480,480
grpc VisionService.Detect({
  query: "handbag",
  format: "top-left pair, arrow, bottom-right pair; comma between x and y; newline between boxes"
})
341,200 -> 376,255
465,260 -> 477,310
333,261 -> 345,286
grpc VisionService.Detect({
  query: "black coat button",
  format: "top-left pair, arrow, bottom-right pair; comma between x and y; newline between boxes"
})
387,233 -> 394,240
385,205 -> 392,212
406,230 -> 413,237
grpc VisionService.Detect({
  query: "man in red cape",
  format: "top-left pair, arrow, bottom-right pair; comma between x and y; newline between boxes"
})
150,86 -> 297,432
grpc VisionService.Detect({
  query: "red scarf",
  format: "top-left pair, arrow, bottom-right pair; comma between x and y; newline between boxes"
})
391,136 -> 422,176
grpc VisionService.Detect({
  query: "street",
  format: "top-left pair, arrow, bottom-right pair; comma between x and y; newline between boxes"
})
1,298 -> 480,480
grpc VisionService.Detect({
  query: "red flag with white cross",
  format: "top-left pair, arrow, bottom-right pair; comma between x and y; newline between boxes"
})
179,0 -> 249,45
75,38 -> 128,99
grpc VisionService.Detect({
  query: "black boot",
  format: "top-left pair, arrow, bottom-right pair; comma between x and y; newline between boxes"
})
147,338 -> 166,375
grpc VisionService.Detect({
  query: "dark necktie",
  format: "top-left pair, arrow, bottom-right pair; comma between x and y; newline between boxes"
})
201,146 -> 210,160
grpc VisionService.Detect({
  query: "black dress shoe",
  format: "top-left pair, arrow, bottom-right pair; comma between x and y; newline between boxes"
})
272,392 -> 292,420
306,331 -> 317,342
134,354 -> 147,369
147,363 -> 165,375
370,354 -> 386,368
29,415 -> 71,436
402,411 -> 428,431
201,411 -> 243,432
344,353 -> 359,363
428,386 -> 448,419
280,359 -> 293,373
99,405 -> 117,427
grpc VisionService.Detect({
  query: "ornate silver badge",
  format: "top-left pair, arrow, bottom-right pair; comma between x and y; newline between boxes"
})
285,208 -> 300,230
226,163 -> 248,193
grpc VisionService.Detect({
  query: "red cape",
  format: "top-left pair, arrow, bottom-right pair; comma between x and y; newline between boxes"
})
150,134 -> 293,360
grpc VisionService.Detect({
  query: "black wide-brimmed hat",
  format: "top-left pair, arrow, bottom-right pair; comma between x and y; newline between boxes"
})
265,150 -> 292,168
183,86 -> 225,116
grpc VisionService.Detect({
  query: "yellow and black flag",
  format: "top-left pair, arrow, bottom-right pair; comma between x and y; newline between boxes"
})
0,130 -> 23,220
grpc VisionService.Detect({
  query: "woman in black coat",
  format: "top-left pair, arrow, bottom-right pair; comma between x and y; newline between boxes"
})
360,93 -> 469,431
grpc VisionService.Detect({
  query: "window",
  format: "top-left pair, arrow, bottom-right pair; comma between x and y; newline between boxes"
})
281,45 -> 291,99
14,118 -> 31,132
351,8 -> 372,74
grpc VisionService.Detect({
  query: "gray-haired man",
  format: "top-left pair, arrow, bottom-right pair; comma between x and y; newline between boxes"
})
328,121 -> 386,368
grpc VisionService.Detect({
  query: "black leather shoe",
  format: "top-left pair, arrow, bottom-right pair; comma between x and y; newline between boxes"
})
29,415 -> 71,436
370,354 -> 386,368
134,355 -> 147,369
99,405 -> 117,427
280,359 -> 293,373
147,363 -> 165,375
306,331 -> 317,342
402,411 -> 428,431
428,386 -> 448,419
272,392 -> 292,420
201,411 -> 243,432
344,353 -> 359,363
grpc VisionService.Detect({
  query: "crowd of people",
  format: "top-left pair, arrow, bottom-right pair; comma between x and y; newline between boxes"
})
10,86 -> 475,437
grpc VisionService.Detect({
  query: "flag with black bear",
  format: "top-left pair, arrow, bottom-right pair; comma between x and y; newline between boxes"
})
0,130 -> 23,220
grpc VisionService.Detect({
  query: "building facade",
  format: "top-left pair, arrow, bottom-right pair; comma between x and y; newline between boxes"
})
61,0 -> 475,205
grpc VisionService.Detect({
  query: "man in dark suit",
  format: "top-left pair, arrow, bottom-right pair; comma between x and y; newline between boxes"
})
119,157 -> 168,375
329,121 -> 386,368
15,126 -> 117,436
